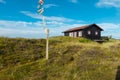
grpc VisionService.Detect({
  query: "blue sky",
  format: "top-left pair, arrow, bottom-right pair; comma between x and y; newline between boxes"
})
0,0 -> 120,39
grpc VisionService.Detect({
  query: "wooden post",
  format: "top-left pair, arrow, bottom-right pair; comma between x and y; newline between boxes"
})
42,16 -> 46,30
38,0 -> 49,60
46,33 -> 49,60
45,28 -> 49,60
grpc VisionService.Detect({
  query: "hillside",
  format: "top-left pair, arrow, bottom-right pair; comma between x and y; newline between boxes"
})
0,36 -> 120,80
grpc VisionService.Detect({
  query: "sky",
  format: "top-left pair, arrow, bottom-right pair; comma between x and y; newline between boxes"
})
0,0 -> 120,39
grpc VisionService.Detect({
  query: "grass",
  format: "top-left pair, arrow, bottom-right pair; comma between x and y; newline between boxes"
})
0,36 -> 120,80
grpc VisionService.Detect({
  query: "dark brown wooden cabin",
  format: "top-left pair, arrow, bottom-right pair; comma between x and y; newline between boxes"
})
63,24 -> 103,40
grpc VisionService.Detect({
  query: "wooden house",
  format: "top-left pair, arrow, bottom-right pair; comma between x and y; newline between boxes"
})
63,24 -> 103,40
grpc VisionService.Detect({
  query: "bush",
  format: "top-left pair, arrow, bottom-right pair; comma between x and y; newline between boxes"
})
101,36 -> 109,41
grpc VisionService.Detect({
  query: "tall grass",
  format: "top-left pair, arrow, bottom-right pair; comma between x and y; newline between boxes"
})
0,36 -> 120,80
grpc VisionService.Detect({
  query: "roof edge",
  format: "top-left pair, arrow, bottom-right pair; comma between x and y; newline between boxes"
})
63,24 -> 104,33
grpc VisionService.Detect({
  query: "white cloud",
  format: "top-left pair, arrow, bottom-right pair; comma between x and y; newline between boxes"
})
70,0 -> 78,3
45,16 -> 74,22
96,0 -> 120,8
98,23 -> 120,39
44,4 -> 58,8
0,20 -> 44,38
0,0 -> 5,4
0,20 -> 82,38
0,20 -> 120,39
98,23 -> 120,29
20,11 -> 83,36
20,11 -> 83,23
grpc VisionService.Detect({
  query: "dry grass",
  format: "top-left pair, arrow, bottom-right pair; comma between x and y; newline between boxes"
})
0,36 -> 120,80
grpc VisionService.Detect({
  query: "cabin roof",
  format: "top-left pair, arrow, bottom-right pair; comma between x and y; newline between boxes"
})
63,24 -> 103,33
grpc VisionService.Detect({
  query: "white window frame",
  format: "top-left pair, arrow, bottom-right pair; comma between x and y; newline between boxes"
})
69,32 -> 73,37
95,31 -> 98,35
78,31 -> 82,37
88,31 -> 91,35
74,32 -> 77,37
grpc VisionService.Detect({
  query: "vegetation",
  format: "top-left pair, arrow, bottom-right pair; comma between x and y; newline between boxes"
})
0,36 -> 120,80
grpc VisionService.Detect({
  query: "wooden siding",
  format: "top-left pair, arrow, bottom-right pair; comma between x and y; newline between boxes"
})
63,24 -> 103,40
64,32 -> 69,36
82,26 -> 101,40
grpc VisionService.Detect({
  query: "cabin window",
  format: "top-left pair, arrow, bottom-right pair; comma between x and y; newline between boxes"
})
78,31 -> 82,36
95,31 -> 98,35
74,32 -> 77,37
69,32 -> 73,37
88,31 -> 91,35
